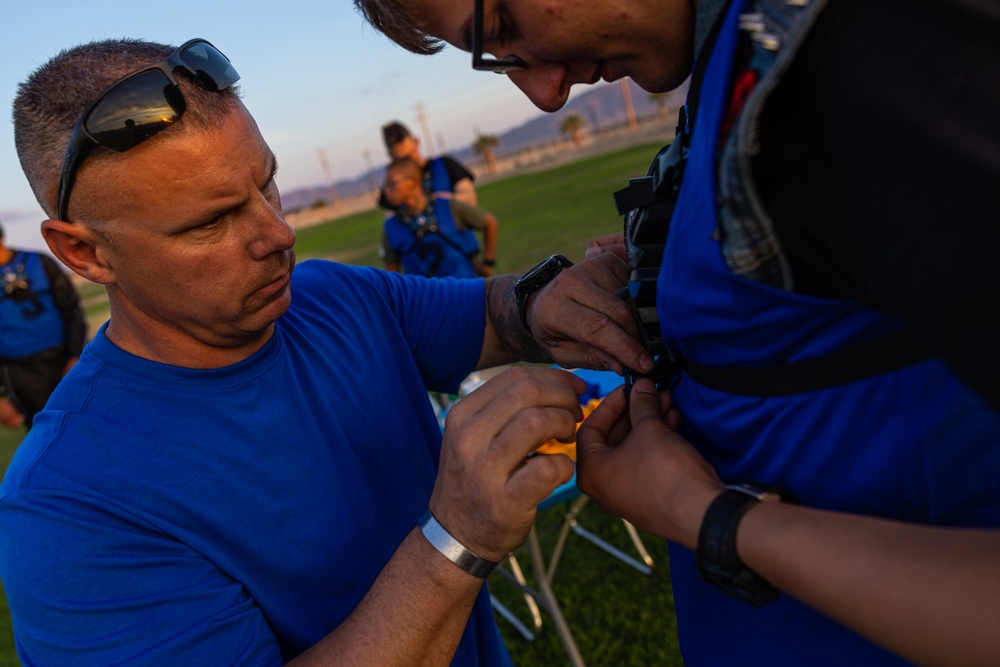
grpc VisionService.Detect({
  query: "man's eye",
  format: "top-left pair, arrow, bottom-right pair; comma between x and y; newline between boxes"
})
193,219 -> 221,232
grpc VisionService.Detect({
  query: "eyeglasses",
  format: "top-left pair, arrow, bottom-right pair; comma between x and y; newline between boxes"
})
56,38 -> 240,221
472,0 -> 527,74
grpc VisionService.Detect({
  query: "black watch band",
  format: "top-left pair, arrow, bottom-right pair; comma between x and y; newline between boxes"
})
514,254 -> 574,327
482,258 -> 496,267
696,482 -> 793,607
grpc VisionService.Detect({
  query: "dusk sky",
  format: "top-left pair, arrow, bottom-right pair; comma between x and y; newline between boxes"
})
0,0 -> 584,251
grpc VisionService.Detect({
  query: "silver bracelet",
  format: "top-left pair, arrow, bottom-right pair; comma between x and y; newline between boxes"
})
418,509 -> 499,579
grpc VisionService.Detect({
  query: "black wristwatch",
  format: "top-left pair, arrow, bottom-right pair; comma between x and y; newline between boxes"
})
514,254 -> 574,327
696,482 -> 794,607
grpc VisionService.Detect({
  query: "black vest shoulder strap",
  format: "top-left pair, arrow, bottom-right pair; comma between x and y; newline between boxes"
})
676,329 -> 933,397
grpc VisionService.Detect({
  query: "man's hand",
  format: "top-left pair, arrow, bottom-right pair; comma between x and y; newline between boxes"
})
429,366 -> 585,562
576,378 -> 723,549
0,397 -> 25,429
584,232 -> 627,261
529,253 -> 653,375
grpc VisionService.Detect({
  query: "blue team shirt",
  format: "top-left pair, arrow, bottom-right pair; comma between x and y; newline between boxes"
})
0,260 -> 510,666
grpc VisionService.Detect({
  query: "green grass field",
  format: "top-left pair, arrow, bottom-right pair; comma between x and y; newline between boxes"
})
0,140 -> 684,666
0,427 -> 24,667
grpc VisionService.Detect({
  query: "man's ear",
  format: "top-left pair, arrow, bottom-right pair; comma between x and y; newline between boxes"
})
41,219 -> 114,285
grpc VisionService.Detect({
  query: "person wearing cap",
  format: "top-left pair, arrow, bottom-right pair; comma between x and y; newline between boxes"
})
0,220 -> 86,430
354,0 -> 1000,665
0,37 -> 638,666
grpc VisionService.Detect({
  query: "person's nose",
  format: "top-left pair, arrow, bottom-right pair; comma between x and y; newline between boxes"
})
507,62 -> 571,112
249,193 -> 296,259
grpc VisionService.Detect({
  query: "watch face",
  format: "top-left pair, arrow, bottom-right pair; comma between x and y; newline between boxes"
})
515,255 -> 573,325
518,254 -> 573,293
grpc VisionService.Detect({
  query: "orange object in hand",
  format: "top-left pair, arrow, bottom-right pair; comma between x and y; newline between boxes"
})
532,398 -> 602,461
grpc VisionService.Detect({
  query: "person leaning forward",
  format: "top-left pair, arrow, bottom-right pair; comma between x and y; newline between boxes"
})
354,0 -> 1000,665
377,119 -> 478,209
0,37 -> 642,665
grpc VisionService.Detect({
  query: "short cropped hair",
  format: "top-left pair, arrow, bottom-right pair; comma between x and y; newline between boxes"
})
353,0 -> 445,56
12,38 -> 242,219
385,157 -> 422,183
382,121 -> 413,149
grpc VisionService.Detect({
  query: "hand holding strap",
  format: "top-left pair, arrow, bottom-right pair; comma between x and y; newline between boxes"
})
418,509 -> 500,579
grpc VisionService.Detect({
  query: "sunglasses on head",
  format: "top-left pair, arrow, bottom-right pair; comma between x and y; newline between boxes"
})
56,38 -> 240,221
472,0 -> 527,74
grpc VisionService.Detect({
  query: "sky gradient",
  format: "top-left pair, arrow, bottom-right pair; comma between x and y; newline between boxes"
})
0,0 -> 565,250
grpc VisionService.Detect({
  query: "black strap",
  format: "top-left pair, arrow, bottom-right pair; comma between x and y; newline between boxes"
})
686,0 -> 734,129
677,328 -> 933,397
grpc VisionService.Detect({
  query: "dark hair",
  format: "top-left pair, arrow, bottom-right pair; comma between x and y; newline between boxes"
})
12,38 -> 242,219
382,121 -> 414,149
353,0 -> 445,56
385,157 -> 422,182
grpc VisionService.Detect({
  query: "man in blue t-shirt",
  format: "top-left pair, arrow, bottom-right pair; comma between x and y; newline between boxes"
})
0,38 -> 636,666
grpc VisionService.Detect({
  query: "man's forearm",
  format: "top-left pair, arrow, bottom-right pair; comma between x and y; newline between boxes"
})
738,502 -> 1000,666
477,275 -> 552,370
289,529 -> 483,666
482,216 -> 498,265
452,179 -> 477,206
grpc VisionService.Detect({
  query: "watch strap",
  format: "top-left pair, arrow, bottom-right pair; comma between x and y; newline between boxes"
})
514,254 -> 574,327
696,483 -> 791,607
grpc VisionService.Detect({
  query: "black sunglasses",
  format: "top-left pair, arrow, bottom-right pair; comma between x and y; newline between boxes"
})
472,0 -> 527,73
56,38 -> 240,221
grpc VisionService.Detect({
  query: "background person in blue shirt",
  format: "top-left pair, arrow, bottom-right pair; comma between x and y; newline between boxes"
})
381,157 -> 498,278
0,220 -> 86,430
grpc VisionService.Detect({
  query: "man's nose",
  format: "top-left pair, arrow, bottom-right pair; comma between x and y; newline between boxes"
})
507,63 -> 571,113
250,197 -> 296,259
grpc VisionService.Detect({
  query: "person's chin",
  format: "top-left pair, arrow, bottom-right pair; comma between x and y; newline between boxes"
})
636,70 -> 686,94
255,288 -> 293,327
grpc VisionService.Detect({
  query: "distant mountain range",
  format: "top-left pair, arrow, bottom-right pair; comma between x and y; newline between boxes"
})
281,79 -> 689,211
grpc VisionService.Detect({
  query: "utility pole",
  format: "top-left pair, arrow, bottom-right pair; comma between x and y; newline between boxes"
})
362,149 -> 378,192
317,149 -> 338,211
585,105 -> 602,141
415,102 -> 437,155
620,79 -> 638,130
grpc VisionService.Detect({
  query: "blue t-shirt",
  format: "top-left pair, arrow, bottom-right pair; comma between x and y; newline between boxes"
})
0,260 -> 510,666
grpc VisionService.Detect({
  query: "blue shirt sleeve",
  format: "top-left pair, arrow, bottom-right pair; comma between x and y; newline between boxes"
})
292,261 -> 485,394
0,489 -> 283,666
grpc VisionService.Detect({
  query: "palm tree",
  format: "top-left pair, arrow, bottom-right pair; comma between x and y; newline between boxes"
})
473,134 -> 500,174
559,113 -> 587,148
